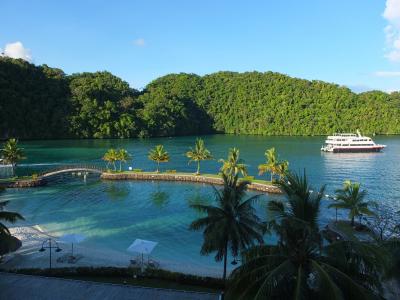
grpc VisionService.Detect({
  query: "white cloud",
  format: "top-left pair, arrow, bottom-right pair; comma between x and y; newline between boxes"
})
383,0 -> 400,62
133,38 -> 146,47
384,0 -> 400,24
385,51 -> 400,62
1,41 -> 32,62
375,71 -> 400,77
395,38 -> 400,49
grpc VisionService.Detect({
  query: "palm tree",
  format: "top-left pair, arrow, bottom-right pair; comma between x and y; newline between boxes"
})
186,138 -> 213,175
117,149 -> 131,171
189,174 -> 264,281
0,199 -> 24,237
228,171 -> 386,299
0,189 -> 24,258
219,148 -> 247,177
329,180 -> 376,227
102,148 -> 119,171
258,148 -> 282,182
269,170 -> 325,230
279,160 -> 289,178
1,138 -> 26,176
148,145 -> 169,172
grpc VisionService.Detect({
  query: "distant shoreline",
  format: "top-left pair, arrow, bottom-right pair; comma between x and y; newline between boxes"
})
1,133 -> 399,142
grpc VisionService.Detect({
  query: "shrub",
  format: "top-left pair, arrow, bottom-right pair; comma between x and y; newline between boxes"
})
132,169 -> 142,172
242,176 -> 254,182
165,170 -> 177,173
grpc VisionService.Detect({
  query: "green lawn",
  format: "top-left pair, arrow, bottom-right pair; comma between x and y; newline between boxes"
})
111,170 -> 273,185
0,175 -> 36,182
250,178 -> 273,185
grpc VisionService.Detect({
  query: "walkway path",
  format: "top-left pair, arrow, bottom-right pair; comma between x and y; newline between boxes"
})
101,171 -> 282,194
0,272 -> 220,300
41,165 -> 103,178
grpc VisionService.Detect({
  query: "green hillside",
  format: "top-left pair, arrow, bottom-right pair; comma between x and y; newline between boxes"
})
1,57 -> 399,139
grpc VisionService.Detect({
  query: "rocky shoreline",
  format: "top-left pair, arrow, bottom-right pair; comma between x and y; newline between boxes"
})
0,178 -> 46,188
100,172 -> 282,194
1,172 -> 282,194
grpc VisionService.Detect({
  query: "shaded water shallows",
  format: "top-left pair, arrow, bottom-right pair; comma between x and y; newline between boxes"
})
2,135 -> 400,274
3,176 -> 277,275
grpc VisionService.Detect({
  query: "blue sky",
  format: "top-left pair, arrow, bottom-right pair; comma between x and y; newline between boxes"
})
1,0 -> 400,92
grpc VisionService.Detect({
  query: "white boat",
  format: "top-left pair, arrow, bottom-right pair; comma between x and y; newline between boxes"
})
321,130 -> 386,153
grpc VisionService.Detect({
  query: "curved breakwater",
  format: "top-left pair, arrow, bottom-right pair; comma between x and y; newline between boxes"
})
100,172 -> 282,194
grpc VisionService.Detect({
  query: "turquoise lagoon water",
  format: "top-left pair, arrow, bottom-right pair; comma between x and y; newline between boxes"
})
2,135 -> 400,274
4,178 -> 275,274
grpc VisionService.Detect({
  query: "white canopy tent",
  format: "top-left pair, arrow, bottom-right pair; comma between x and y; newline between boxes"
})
59,233 -> 85,257
127,239 -> 158,270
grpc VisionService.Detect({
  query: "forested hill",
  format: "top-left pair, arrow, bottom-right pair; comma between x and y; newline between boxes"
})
1,57 -> 399,139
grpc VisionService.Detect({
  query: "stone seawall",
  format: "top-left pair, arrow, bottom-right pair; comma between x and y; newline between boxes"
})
100,172 -> 282,194
0,178 -> 46,188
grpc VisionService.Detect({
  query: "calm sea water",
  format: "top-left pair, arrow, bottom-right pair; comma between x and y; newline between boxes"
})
2,135 -> 400,275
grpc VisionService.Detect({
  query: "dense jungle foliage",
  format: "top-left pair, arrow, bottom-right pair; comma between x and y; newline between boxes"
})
1,57 -> 399,139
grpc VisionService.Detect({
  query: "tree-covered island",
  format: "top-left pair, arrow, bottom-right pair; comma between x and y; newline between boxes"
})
1,56 -> 399,139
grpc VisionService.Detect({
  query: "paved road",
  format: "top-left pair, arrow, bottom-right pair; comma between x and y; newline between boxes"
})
0,272 -> 220,300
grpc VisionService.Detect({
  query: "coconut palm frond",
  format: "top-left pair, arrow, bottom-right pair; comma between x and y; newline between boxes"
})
189,173 -> 264,281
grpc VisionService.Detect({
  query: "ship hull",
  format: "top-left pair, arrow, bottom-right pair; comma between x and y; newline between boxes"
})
330,147 -> 385,153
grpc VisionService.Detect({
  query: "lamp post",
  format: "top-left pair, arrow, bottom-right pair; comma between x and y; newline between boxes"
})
39,238 -> 62,270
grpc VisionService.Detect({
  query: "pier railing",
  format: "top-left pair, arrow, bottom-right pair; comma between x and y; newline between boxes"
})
38,164 -> 106,178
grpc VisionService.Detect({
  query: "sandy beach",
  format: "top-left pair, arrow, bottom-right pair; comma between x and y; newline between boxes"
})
0,225 -> 223,278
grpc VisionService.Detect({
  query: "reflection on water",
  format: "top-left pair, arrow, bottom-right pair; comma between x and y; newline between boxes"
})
321,151 -> 382,169
104,183 -> 129,201
151,191 -> 169,208
321,152 -> 385,176
150,182 -> 170,208
186,189 -> 213,208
